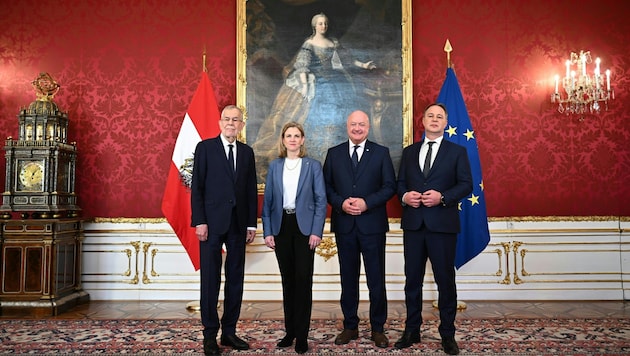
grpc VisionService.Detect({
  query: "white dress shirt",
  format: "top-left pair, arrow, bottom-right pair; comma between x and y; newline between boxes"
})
282,157 -> 302,210
419,135 -> 444,172
348,139 -> 366,162
220,135 -> 236,171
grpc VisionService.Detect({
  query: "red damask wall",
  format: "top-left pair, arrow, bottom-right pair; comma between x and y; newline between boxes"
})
0,0 -> 628,219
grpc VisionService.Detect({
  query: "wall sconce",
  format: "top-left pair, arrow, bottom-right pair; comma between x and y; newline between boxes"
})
551,50 -> 614,116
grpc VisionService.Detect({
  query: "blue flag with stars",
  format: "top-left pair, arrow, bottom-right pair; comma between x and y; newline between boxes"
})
437,67 -> 490,269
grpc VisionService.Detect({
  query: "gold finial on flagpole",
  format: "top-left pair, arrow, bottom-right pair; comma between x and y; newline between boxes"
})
444,39 -> 453,68
202,46 -> 207,73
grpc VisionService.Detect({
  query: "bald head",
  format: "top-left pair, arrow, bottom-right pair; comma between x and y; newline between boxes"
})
347,110 -> 370,145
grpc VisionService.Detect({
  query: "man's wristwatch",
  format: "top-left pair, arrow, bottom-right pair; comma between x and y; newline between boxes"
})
440,194 -> 446,206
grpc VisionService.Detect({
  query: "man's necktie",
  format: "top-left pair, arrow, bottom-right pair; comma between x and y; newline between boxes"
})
228,144 -> 235,175
423,141 -> 434,178
352,145 -> 359,168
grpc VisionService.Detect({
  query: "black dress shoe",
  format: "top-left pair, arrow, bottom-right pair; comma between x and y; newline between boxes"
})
334,329 -> 359,345
441,336 -> 459,355
220,334 -> 249,350
394,331 -> 420,349
295,339 -> 308,354
277,334 -> 295,347
203,338 -> 221,356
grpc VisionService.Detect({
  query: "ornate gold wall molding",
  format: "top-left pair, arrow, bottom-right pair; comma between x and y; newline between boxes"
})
93,217 -> 166,224
93,216 -> 627,224
489,216 -> 623,222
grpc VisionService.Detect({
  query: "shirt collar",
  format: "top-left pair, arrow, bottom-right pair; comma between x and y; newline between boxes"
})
220,135 -> 235,147
349,139 -> 367,149
424,135 -> 444,146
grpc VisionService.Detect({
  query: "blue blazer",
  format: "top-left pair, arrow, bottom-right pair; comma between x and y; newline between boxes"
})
323,140 -> 396,235
190,136 -> 258,234
261,157 -> 327,238
397,139 -> 472,233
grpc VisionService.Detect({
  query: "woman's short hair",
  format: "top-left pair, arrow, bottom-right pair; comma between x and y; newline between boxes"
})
278,122 -> 307,158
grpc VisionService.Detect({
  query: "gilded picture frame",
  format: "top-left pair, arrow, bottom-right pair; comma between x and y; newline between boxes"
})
237,0 -> 412,186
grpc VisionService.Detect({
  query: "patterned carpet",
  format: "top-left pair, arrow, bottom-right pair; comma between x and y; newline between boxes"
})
0,317 -> 628,355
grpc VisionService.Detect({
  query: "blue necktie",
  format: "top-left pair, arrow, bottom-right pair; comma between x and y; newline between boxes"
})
352,145 -> 359,168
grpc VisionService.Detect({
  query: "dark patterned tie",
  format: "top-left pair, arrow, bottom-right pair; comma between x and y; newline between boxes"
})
228,144 -> 235,175
423,141 -> 434,178
352,145 -> 359,168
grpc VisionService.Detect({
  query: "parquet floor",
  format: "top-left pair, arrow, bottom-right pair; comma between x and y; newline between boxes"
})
31,300 -> 630,320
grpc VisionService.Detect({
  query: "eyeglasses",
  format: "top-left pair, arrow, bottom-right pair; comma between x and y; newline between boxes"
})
221,117 -> 243,123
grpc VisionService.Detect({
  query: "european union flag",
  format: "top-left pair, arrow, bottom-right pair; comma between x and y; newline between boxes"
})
437,68 -> 490,269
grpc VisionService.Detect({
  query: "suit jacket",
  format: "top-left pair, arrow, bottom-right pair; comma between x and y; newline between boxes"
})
261,157 -> 327,238
397,138 -> 472,233
323,140 -> 396,235
190,136 -> 257,235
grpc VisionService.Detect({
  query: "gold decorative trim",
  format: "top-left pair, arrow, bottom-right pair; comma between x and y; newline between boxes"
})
91,216 -> 628,224
401,0 -> 413,147
315,236 -> 338,261
489,216 -> 622,222
491,229 -> 621,234
236,0 -> 247,127
93,217 -> 166,223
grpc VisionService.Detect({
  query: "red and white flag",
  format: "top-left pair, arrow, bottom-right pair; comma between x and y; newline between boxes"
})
161,72 -> 221,270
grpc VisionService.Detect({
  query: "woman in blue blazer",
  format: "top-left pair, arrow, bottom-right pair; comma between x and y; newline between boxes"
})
261,122 -> 327,354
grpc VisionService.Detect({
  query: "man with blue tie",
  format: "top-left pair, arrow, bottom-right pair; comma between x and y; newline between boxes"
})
323,110 -> 396,348
395,103 -> 472,355
191,105 -> 258,356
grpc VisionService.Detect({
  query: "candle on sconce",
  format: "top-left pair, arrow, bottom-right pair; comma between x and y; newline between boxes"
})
606,69 -> 610,91
595,58 -> 601,74
581,54 -> 587,76
554,75 -> 559,94
571,71 -> 576,90
594,58 -> 601,90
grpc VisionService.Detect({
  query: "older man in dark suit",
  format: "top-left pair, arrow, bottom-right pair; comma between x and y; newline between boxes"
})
395,103 -> 473,355
191,105 -> 258,356
323,110 -> 396,349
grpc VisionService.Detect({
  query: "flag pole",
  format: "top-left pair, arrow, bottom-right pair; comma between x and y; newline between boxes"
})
202,47 -> 207,73
444,39 -> 453,69
185,49 -> 207,313
432,39 -> 467,312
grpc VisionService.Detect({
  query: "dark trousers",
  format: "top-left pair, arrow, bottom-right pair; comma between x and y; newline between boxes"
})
275,212 -> 315,340
199,210 -> 246,339
336,225 -> 387,332
402,224 -> 458,338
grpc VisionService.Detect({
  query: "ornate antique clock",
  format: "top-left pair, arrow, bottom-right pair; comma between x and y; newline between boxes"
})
0,73 -> 88,316
1,72 -> 80,219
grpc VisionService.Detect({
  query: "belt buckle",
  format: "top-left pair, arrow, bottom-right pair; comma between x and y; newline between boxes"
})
284,208 -> 296,215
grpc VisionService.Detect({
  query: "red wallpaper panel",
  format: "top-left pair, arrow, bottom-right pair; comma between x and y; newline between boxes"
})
0,0 -> 628,218
411,0 -> 629,217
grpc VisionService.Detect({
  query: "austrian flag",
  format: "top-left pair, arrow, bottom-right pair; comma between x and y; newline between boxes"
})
161,72 -> 221,270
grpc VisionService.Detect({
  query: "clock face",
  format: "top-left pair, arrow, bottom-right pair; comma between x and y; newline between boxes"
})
18,161 -> 44,191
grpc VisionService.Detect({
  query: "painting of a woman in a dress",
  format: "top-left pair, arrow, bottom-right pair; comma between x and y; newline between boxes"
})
252,12 -> 376,181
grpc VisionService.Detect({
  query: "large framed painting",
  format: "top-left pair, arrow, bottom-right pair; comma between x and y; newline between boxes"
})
237,0 -> 412,185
